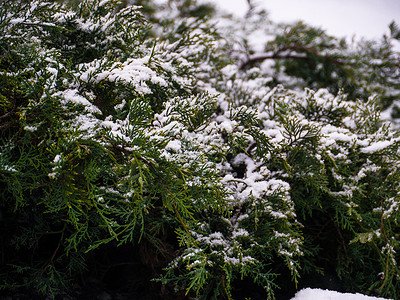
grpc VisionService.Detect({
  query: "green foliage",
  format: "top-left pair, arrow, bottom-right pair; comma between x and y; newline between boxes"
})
1,0 -> 400,299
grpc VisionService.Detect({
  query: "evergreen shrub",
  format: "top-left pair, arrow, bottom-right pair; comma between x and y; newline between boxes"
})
1,0 -> 400,299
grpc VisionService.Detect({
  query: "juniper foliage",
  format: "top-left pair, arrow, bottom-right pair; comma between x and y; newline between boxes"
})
1,0 -> 400,299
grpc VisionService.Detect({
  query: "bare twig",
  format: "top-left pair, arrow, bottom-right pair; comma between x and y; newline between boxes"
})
246,141 -> 257,155
239,45 -> 347,70
239,51 -> 308,70
246,0 -> 255,11
330,216 -> 347,254
0,98 -> 16,120
44,224 -> 67,271
0,121 -> 13,130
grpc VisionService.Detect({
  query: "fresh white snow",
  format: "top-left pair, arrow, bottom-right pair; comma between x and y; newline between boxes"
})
291,288 -> 392,300
360,140 -> 394,153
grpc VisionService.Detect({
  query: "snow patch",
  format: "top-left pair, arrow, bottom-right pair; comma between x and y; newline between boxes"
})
291,288 -> 391,300
165,140 -> 182,152
57,89 -> 101,114
361,140 -> 393,153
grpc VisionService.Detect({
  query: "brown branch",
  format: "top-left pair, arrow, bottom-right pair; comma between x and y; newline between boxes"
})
0,121 -> 13,130
245,142 -> 257,155
380,197 -> 389,244
43,224 -> 67,272
230,206 -> 243,228
239,45 -> 348,71
246,0 -> 255,11
222,274 -> 232,300
316,219 -> 333,239
0,109 -> 15,120
0,98 -> 16,120
379,198 -> 391,291
330,216 -> 347,254
239,51 -> 308,70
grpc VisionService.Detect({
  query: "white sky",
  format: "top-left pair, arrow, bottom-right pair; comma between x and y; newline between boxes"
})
216,0 -> 400,40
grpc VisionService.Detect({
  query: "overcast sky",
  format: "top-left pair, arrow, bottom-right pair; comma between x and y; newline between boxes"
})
216,0 -> 400,40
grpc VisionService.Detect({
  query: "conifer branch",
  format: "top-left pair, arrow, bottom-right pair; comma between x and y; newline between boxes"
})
222,275 -> 232,300
239,45 -> 348,70
2,0 -> 400,298
0,109 -> 15,120
0,121 -> 13,130
246,141 -> 257,155
246,0 -> 255,11
43,224 -> 67,272
330,216 -> 347,253
172,202 -> 191,236
239,51 -> 308,70
0,98 -> 16,120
